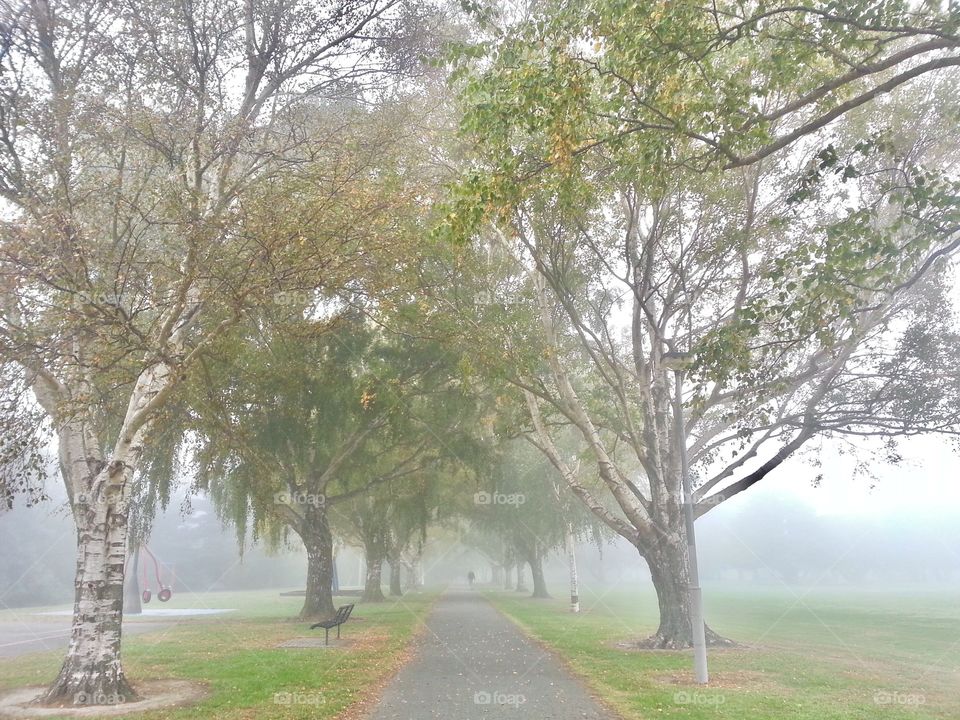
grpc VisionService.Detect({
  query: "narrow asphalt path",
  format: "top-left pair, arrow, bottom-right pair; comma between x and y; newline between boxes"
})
0,620 -> 170,658
368,591 -> 614,720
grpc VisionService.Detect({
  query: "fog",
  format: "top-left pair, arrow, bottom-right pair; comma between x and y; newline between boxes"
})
3,431 -> 957,613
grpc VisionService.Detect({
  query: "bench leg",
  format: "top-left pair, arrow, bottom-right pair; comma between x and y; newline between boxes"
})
337,624 -> 341,639
325,627 -> 330,646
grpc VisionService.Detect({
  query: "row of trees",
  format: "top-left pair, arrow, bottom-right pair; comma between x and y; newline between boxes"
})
437,0 -> 960,648
0,0 -> 454,703
1,0 -> 959,706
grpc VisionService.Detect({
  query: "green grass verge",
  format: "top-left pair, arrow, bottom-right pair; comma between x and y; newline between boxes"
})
0,589 -> 438,719
486,585 -> 960,720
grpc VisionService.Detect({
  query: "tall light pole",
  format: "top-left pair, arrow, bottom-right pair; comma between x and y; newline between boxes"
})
662,351 -> 709,684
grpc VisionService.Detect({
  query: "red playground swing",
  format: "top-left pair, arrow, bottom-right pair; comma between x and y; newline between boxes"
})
138,545 -> 174,603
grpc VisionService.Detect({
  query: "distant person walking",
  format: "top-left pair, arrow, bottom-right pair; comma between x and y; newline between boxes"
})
467,570 -> 476,589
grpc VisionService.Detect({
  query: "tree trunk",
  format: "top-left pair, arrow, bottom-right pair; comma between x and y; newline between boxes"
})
527,547 -> 550,599
42,472 -> 137,705
38,355 -> 173,706
640,537 -> 732,648
389,560 -> 402,597
123,546 -> 142,616
408,557 -> 424,589
503,562 -> 514,590
515,563 -> 527,592
361,549 -> 385,602
564,523 -> 579,612
299,511 -> 336,620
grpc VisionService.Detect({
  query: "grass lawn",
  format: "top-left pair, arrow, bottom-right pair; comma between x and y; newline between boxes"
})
0,588 -> 438,719
487,584 -> 960,720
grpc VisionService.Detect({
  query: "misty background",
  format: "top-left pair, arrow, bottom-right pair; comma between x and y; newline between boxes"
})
3,431 -> 957,610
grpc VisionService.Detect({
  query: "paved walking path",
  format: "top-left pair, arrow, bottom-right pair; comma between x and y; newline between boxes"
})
368,591 -> 614,719
0,620 -> 170,658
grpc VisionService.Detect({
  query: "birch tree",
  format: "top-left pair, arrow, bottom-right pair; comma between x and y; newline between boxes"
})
0,0 -> 415,704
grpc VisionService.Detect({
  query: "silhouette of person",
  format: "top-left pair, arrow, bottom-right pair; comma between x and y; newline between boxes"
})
467,570 -> 476,588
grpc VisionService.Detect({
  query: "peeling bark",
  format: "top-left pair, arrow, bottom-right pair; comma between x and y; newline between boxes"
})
123,547 -> 141,616
41,467 -> 137,705
41,356 -> 173,705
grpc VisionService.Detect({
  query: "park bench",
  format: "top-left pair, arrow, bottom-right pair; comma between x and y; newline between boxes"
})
309,603 -> 355,645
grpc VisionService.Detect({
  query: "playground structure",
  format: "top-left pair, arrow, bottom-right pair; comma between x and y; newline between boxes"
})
129,546 -> 175,604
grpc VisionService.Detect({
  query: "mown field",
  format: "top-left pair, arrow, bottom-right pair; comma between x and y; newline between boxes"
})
0,589 -> 437,719
487,584 -> 960,720
4,585 -> 957,719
